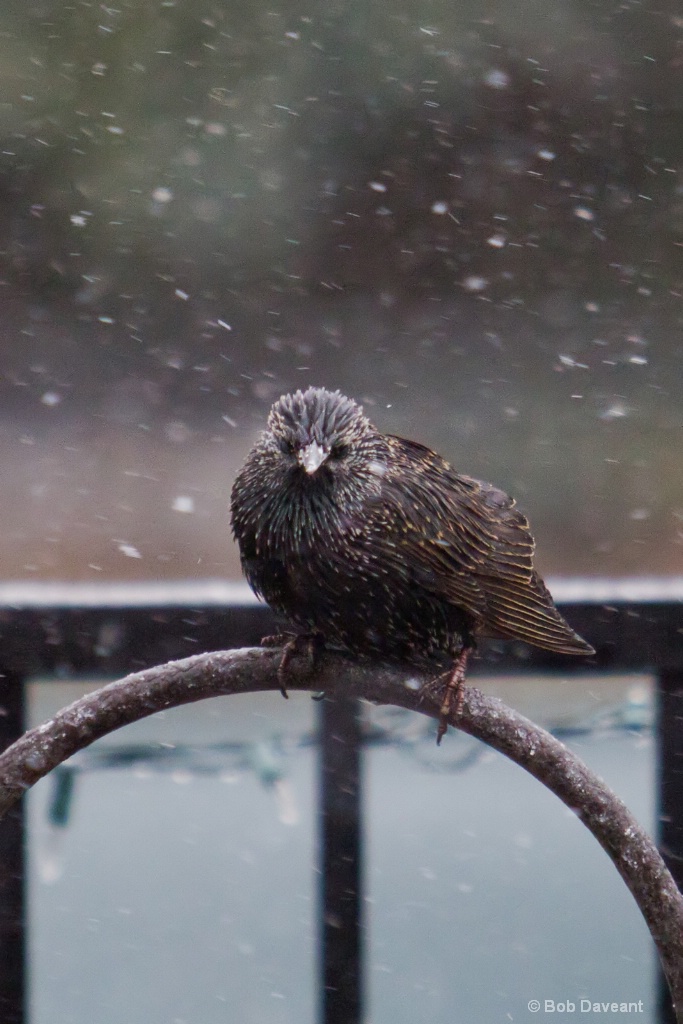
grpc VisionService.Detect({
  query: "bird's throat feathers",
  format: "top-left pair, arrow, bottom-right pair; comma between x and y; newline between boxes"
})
237,446 -> 370,557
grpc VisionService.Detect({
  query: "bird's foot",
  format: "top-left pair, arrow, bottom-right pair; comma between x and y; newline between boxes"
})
260,632 -> 296,648
261,632 -> 325,698
419,646 -> 473,745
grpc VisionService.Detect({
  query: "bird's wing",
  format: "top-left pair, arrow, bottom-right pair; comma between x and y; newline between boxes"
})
376,437 -> 591,654
478,570 -> 594,653
379,436 -> 535,604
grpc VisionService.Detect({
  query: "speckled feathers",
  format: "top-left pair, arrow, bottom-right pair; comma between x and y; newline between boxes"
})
267,388 -> 373,453
230,387 -> 594,665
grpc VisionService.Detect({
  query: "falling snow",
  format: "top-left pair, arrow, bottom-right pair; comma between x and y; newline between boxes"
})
484,69 -> 510,90
462,275 -> 488,292
116,543 -> 142,559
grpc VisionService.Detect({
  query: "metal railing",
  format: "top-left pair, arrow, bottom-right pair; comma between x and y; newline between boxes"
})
0,579 -> 681,1024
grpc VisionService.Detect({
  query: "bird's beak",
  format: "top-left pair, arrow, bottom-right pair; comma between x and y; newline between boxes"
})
298,440 -> 328,475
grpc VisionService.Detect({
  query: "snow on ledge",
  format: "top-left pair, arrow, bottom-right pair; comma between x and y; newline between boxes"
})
0,579 -> 260,609
0,577 -> 680,609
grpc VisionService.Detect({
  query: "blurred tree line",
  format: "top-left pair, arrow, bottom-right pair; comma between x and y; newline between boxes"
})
0,0 -> 681,579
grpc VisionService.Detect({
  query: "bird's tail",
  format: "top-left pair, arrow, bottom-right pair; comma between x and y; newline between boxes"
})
481,572 -> 594,655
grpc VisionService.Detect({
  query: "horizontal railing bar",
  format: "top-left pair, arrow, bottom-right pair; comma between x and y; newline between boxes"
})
0,580 -> 261,609
0,576 -> 682,610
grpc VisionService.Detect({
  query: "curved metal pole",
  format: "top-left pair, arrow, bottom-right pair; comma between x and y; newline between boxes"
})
0,647 -> 681,1018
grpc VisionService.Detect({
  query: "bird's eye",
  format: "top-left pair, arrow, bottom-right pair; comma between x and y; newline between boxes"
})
278,438 -> 296,455
331,444 -> 350,459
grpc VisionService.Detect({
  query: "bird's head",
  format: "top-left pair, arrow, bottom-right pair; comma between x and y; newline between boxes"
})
264,387 -> 387,488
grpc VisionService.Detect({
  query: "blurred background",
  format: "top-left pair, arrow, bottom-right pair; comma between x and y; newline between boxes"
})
0,0 -> 681,582
27,675 -> 657,1024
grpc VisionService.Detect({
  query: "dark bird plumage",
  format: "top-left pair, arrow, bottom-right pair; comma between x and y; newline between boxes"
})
230,387 -> 594,735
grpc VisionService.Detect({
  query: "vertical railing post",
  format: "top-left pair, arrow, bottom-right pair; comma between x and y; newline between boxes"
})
0,669 -> 26,1024
657,668 -> 683,1024
318,695 -> 364,1024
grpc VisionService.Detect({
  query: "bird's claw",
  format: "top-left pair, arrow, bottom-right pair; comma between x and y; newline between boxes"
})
262,632 -> 324,698
260,632 -> 296,649
418,646 -> 473,745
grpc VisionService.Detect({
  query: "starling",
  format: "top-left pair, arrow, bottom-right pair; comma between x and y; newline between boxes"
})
230,387 -> 594,740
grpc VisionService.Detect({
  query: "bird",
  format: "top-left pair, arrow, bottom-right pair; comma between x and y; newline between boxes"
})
230,386 -> 594,741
